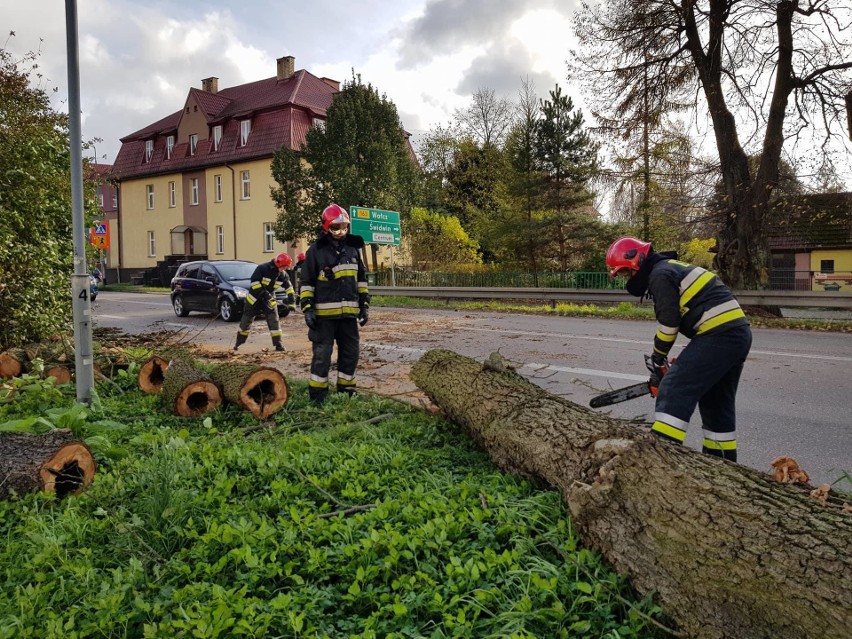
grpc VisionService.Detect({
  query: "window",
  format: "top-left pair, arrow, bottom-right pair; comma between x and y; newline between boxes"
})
216,225 -> 224,254
240,119 -> 251,146
820,260 -> 835,274
145,140 -> 153,162
241,170 -> 250,199
263,223 -> 275,252
98,187 -> 104,208
146,184 -> 154,210
213,125 -> 222,151
166,135 -> 175,159
147,231 -> 156,257
191,178 -> 199,205
168,181 -> 176,207
189,134 -> 198,156
111,190 -> 117,208
313,117 -> 325,131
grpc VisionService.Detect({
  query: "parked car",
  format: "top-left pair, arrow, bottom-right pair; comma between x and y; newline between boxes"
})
170,260 -> 290,322
89,274 -> 99,301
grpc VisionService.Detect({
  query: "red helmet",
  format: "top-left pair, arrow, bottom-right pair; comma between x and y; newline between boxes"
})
321,203 -> 350,235
606,237 -> 652,278
274,253 -> 293,269
296,253 -> 306,262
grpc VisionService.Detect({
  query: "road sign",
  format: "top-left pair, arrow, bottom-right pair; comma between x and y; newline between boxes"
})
90,220 -> 110,249
350,207 -> 400,245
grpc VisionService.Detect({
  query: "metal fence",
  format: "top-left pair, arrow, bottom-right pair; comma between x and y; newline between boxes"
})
769,269 -> 852,292
373,270 -> 622,289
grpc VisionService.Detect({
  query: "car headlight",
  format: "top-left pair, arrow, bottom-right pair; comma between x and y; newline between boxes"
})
233,286 -> 248,299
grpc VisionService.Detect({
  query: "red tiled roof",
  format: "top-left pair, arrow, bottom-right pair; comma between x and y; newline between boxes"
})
767,192 -> 852,250
113,69 -> 336,179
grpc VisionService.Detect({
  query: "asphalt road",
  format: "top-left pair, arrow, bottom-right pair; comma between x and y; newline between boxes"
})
93,291 -> 851,488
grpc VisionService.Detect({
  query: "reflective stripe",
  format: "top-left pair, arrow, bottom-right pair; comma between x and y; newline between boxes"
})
655,328 -> 678,343
332,264 -> 356,274
696,308 -> 746,334
309,374 -> 329,389
337,377 -> 356,386
358,287 -> 369,294
656,323 -> 678,336
271,331 -> 282,337
268,299 -> 277,307
338,372 -> 355,381
250,283 -> 263,290
246,294 -> 257,305
652,421 -> 687,442
301,285 -> 315,293
703,438 -> 737,451
678,266 -> 706,293
238,330 -> 249,336
334,269 -> 358,279
317,307 -> 360,317
680,269 -> 715,308
702,429 -> 736,441
261,277 -> 272,285
316,301 -> 360,309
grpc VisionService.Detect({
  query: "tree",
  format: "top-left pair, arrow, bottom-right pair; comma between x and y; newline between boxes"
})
572,0 -> 852,289
0,44 -> 96,348
415,123 -> 462,212
453,87 -> 515,149
271,74 -> 421,246
404,208 -> 481,271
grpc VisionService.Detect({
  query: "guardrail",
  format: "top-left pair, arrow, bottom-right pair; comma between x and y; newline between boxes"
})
371,286 -> 852,310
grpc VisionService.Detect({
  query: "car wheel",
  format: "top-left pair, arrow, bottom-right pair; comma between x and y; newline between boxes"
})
173,295 -> 189,317
219,297 -> 239,322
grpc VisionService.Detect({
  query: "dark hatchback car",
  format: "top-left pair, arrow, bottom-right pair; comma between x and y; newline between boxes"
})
170,260 -> 289,322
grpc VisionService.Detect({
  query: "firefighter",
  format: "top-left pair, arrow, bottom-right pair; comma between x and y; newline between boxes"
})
300,204 -> 369,403
293,252 -> 306,308
606,237 -> 752,462
233,253 -> 296,352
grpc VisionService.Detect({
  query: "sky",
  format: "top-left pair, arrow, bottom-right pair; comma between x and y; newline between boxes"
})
2,0 -> 580,164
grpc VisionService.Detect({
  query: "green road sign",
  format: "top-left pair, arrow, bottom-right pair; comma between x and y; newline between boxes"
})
350,207 -> 401,245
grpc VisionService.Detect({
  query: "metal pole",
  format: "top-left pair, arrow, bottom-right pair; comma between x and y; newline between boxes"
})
390,245 -> 396,287
65,0 -> 94,403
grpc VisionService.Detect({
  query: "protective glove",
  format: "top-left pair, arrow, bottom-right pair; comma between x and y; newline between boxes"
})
279,304 -> 291,318
304,310 -> 317,330
644,353 -> 667,390
358,307 -> 369,327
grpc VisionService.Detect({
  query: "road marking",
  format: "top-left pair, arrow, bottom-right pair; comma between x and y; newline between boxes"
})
365,343 -> 646,381
97,314 -> 126,319
113,298 -> 173,307
164,322 -> 194,329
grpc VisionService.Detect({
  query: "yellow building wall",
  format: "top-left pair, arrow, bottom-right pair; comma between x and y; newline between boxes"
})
119,175 -> 184,268
811,249 -> 852,291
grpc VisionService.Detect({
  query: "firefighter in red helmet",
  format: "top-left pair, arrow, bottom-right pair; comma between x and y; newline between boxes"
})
299,204 -> 370,403
233,253 -> 296,352
605,237 -> 751,462
293,252 -> 307,308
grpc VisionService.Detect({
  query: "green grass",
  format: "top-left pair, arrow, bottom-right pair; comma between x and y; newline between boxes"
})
0,371 -> 667,638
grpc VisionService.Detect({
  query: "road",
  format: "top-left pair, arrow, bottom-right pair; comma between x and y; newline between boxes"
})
93,291 -> 852,487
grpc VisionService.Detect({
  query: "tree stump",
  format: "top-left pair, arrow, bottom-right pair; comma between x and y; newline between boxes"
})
138,348 -> 194,394
161,359 -> 223,417
44,365 -> 73,385
0,348 -> 29,378
210,364 -> 289,418
410,349 -> 852,639
0,430 -> 96,499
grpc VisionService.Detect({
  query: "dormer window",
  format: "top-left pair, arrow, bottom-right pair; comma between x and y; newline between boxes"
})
166,135 -> 175,159
213,125 -> 222,151
145,140 -> 153,162
240,119 -> 251,147
189,134 -> 198,156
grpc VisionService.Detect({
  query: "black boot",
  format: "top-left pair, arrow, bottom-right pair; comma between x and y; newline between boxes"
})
272,337 -> 285,352
234,332 -> 248,351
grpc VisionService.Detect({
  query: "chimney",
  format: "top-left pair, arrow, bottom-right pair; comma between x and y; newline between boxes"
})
202,77 -> 219,94
277,56 -> 295,81
321,77 -> 340,91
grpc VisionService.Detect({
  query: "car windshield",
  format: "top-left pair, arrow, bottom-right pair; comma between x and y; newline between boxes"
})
214,262 -> 256,281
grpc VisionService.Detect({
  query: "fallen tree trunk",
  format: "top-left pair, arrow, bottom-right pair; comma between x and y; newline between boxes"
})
410,349 -> 852,639
161,359 -> 223,417
209,364 -> 289,418
138,348 -> 194,394
0,430 -> 96,499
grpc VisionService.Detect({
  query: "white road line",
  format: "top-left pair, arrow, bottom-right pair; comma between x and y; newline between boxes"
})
164,322 -> 194,329
112,298 -> 173,307
97,314 -> 126,319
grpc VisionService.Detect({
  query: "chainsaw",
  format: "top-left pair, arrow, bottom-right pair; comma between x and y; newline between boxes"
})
589,356 -> 673,408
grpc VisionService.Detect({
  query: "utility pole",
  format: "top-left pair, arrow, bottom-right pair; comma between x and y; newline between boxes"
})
65,0 -> 95,403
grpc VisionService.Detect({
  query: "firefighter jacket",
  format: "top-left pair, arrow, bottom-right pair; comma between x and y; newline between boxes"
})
247,260 -> 295,307
300,233 -> 369,319
645,256 -> 748,359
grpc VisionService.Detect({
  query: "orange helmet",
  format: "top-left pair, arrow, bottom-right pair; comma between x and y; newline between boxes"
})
296,252 -> 306,262
606,237 -> 651,278
321,203 -> 350,237
274,253 -> 293,269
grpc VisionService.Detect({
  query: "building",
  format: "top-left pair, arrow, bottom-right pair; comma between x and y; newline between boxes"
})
88,162 -> 118,282
111,56 -> 338,285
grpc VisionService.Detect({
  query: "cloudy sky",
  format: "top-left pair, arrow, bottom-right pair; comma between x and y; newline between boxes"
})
3,0 -> 579,164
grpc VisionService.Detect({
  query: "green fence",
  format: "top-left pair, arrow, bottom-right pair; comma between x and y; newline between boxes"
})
373,271 -> 622,289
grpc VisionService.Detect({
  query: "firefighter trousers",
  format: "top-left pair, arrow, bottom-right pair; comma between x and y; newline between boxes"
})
308,317 -> 360,403
237,298 -> 282,344
652,324 -> 752,462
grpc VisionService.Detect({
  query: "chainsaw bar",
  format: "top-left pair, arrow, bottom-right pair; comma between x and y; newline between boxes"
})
589,381 -> 651,408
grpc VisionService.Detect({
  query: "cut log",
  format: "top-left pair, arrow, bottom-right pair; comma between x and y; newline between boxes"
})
0,348 -> 29,378
44,365 -> 73,385
209,364 -> 289,418
0,430 -> 96,499
138,347 -> 195,394
410,349 -> 852,639
161,359 -> 223,417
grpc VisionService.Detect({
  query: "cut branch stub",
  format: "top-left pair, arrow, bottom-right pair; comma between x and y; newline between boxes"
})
410,349 -> 852,639
0,430 -> 96,499
210,364 -> 290,419
161,359 -> 223,417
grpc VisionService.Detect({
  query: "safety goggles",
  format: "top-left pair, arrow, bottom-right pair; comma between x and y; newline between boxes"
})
328,224 -> 349,233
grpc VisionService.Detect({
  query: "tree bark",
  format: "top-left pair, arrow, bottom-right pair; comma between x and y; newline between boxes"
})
161,360 -> 223,417
410,349 -> 852,639
138,348 -> 195,394
209,364 -> 290,419
0,430 -> 96,499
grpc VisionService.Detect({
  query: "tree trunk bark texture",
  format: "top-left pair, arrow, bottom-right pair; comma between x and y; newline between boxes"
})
138,348 -> 194,394
161,360 -> 222,417
209,364 -> 289,419
410,349 -> 852,639
0,430 -> 96,499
